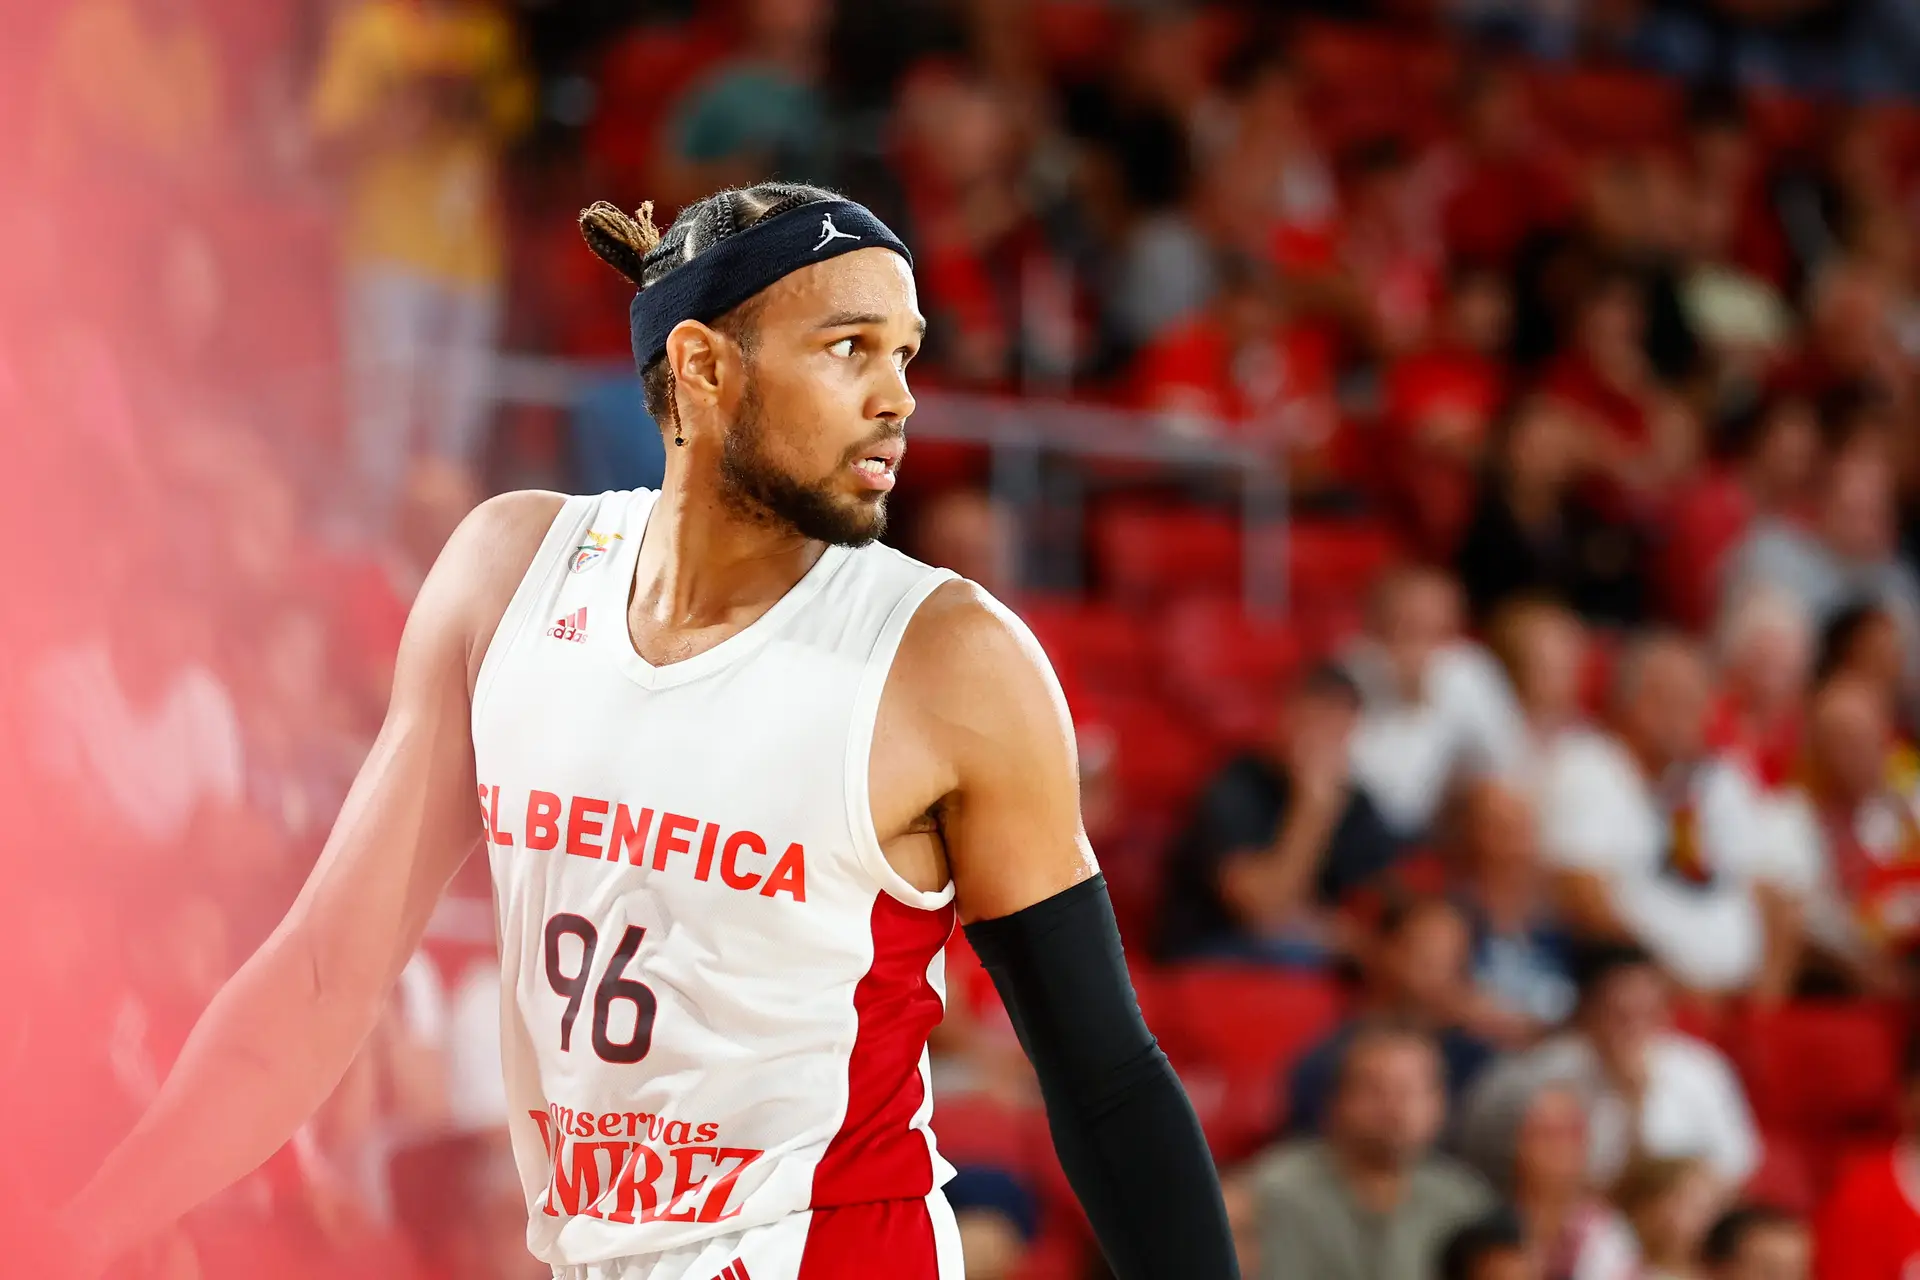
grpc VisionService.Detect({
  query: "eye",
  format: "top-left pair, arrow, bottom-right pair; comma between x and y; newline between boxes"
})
827,337 -> 857,358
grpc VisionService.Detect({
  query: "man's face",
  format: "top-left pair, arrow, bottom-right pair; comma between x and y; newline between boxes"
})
1332,1036 -> 1445,1168
1452,272 -> 1512,355
1729,618 -> 1810,713
1381,905 -> 1470,1016
1623,644 -> 1710,768
1585,963 -> 1668,1073
1464,784 -> 1539,885
1514,1087 -> 1589,1193
1823,445 -> 1895,562
1581,282 -> 1645,358
1507,398 -> 1584,491
713,249 -> 923,547
1512,609 -> 1584,722
1381,575 -> 1460,697
1810,679 -> 1891,803
1717,1223 -> 1811,1280
1845,613 -> 1905,695
1282,689 -> 1358,760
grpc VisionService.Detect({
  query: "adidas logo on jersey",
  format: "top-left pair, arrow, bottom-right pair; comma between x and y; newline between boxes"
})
549,607 -> 588,643
709,1262 -> 752,1280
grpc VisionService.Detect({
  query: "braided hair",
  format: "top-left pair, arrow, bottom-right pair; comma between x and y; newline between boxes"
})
578,183 -> 842,431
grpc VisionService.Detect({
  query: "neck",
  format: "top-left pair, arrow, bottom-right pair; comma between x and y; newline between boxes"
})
1646,1243 -> 1693,1272
1516,1177 -> 1575,1232
755,34 -> 817,80
1475,871 -> 1532,929
1333,1144 -> 1409,1214
1620,731 -> 1668,781
1505,474 -> 1559,527
631,467 -> 825,630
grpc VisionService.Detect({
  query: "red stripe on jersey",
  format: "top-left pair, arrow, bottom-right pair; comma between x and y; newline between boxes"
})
798,1196 -> 940,1279
807,893 -> 954,1208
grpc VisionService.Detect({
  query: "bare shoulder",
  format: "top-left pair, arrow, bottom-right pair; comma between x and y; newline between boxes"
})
405,489 -> 569,690
450,489 -> 571,567
892,578 -> 1074,770
891,579 -> 1094,918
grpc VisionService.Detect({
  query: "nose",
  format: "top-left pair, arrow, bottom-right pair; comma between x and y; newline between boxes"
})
872,362 -> 915,425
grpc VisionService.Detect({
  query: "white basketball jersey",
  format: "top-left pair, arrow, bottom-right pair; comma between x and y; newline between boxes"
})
471,489 -> 960,1269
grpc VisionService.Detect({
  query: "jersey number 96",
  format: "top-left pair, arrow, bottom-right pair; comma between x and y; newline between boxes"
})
543,913 -> 658,1064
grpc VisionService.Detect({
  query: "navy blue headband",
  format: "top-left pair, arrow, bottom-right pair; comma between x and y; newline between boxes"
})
628,199 -> 913,371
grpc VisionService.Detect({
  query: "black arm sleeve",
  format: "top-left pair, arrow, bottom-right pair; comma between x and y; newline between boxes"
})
962,875 -> 1240,1280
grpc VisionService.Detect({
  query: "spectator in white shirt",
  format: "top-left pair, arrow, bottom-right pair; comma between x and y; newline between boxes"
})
1459,943 -> 1760,1198
1537,632 -> 1804,998
1483,596 -> 1592,791
1346,566 -> 1516,839
1454,1076 -> 1641,1280
1708,584 -> 1814,795
1722,428 -> 1920,687
1766,675 -> 1920,993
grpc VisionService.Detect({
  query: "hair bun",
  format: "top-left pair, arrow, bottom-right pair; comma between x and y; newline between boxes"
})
579,200 -> 661,287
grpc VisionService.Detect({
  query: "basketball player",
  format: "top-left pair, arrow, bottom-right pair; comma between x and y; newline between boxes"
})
47,184 -> 1237,1278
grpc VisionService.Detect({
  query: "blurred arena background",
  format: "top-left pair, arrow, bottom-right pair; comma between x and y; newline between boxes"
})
8,0 -> 1920,1277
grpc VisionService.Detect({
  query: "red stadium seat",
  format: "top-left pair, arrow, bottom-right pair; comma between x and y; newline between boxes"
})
1746,1131 -> 1818,1214
1746,91 -> 1826,154
586,24 -> 732,180
1292,21 -> 1458,149
1034,0 -> 1123,76
1670,996 -> 1735,1055
1658,472 -> 1752,630
1579,633 -> 1619,718
1157,966 -> 1347,1159
1524,67 -> 1681,151
1160,595 -> 1303,746
1870,103 -> 1920,178
1105,831 -> 1179,952
1079,692 -> 1218,810
1092,506 -> 1242,602
1157,966 -> 1346,1080
930,1094 -> 1040,1174
1015,1228 -> 1093,1280
1283,520 -> 1400,610
1020,599 -> 1156,701
1734,1002 -> 1903,1136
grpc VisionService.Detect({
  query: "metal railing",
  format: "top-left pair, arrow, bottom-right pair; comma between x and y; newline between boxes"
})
489,355 -> 1292,613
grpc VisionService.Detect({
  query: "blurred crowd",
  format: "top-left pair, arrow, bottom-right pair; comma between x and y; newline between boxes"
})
8,0 -> 1920,1278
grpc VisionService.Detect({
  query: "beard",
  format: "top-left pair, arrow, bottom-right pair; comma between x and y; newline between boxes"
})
718,376 -> 890,548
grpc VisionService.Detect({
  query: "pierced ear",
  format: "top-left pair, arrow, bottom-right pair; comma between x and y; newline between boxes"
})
663,320 -> 725,404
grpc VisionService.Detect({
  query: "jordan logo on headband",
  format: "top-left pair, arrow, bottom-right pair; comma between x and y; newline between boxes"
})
813,213 -> 861,252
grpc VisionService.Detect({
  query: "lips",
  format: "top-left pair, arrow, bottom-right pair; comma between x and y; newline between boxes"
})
850,457 -> 896,491
849,437 -> 903,491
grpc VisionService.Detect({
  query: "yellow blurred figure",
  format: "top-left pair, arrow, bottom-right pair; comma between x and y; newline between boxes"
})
310,0 -> 533,526
311,0 -> 532,288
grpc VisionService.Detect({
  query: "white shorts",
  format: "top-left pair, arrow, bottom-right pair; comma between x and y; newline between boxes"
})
550,1191 -> 964,1280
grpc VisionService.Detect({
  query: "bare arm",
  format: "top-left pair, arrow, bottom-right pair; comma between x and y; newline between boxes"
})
1216,785 -> 1345,934
899,584 -> 1096,922
904,583 -> 1238,1278
1553,868 -> 1634,940
60,492 -> 563,1270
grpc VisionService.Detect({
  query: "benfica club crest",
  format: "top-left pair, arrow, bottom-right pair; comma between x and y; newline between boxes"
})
569,530 -> 624,573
